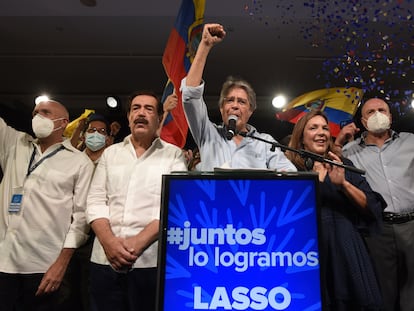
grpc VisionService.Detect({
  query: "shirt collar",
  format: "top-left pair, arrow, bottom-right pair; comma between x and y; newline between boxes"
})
246,124 -> 256,134
360,129 -> 399,146
124,134 -> 162,154
33,138 -> 73,154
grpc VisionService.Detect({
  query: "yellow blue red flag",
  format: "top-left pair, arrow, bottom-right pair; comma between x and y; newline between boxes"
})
276,87 -> 364,136
160,0 -> 205,148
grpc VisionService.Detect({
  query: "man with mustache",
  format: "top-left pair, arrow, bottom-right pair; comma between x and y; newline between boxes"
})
86,90 -> 187,311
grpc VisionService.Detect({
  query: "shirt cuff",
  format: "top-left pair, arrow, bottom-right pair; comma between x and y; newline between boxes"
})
180,77 -> 205,101
86,204 -> 110,224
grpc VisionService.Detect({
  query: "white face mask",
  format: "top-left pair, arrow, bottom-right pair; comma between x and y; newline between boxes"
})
85,132 -> 106,152
31,114 -> 63,138
365,111 -> 391,134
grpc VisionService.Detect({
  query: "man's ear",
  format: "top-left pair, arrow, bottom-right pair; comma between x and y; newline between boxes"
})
61,118 -> 70,129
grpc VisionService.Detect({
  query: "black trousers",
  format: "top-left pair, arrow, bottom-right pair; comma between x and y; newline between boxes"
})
0,272 -> 62,311
62,236 -> 94,311
89,263 -> 157,311
365,220 -> 414,311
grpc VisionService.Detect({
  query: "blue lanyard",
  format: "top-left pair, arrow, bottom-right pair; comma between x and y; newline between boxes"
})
27,145 -> 65,177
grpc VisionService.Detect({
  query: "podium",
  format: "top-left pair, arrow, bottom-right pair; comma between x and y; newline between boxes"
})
156,171 -> 323,311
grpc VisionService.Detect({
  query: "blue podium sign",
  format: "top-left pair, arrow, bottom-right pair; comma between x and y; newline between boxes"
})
157,172 -> 322,311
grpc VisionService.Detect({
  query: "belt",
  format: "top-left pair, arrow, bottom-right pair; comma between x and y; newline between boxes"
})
383,212 -> 414,224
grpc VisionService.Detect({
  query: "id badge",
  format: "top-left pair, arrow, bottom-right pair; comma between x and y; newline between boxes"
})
9,187 -> 23,213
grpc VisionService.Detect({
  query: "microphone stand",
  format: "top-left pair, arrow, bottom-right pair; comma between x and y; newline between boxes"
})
238,131 -> 365,175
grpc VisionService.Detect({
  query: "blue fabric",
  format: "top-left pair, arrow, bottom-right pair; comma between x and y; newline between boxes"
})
318,158 -> 385,310
343,131 -> 414,310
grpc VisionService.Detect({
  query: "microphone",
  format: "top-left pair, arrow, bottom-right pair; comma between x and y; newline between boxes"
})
226,115 -> 238,140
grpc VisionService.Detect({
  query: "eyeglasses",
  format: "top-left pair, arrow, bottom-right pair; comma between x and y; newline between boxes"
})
86,127 -> 107,134
223,96 -> 249,106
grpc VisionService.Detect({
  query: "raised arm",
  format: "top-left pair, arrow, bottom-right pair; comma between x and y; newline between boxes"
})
158,93 -> 178,135
186,23 -> 226,87
334,122 -> 360,148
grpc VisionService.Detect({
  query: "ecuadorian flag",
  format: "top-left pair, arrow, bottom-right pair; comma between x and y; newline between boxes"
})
160,0 -> 205,148
276,87 -> 364,137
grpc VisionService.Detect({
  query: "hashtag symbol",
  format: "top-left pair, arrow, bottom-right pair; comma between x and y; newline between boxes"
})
166,227 -> 184,245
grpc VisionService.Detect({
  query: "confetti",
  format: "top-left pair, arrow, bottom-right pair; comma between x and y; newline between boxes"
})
245,0 -> 414,115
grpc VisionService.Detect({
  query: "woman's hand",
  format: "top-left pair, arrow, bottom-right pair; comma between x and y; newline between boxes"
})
326,151 -> 345,186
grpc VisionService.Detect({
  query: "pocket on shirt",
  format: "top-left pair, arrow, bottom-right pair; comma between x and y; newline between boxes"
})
244,149 -> 266,161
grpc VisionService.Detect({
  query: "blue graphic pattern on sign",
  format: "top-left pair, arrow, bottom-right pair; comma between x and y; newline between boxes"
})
160,176 -> 322,311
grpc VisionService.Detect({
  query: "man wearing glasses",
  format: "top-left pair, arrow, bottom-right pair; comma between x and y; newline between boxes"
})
71,113 -> 121,162
83,114 -> 112,164
181,23 -> 296,172
65,113 -> 113,310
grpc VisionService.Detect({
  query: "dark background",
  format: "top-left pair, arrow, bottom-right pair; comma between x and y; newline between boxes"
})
1,0 -> 414,147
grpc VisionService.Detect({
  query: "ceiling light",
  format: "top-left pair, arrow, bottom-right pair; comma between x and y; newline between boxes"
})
35,95 -> 50,105
106,96 -> 119,108
272,95 -> 287,109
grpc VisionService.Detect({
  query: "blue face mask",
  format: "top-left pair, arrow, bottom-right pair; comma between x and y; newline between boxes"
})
85,132 -> 106,151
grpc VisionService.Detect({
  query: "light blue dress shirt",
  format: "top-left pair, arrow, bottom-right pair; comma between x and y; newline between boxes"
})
181,78 -> 297,172
343,130 -> 414,213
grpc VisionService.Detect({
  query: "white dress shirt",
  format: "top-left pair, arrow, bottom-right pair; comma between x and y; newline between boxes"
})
0,117 -> 94,273
87,135 -> 187,268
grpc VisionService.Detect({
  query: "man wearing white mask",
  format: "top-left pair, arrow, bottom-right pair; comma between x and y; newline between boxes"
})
0,100 -> 94,311
335,97 -> 414,311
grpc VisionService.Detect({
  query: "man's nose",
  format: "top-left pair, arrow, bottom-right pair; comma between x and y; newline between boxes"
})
136,107 -> 146,115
